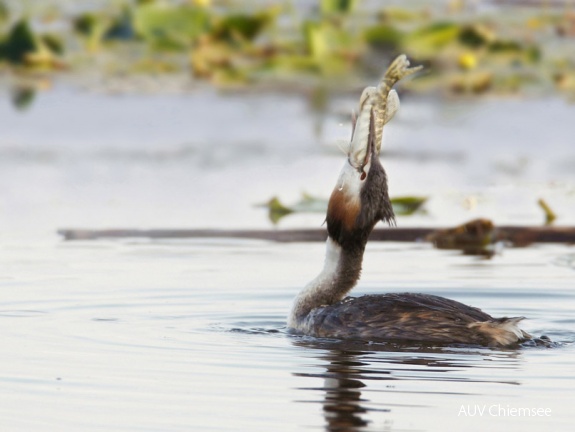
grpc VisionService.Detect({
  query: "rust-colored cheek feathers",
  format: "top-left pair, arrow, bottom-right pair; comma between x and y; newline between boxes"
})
327,188 -> 360,231
326,187 -> 364,248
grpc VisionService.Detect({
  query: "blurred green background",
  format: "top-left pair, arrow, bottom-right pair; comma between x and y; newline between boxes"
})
2,0 -> 575,106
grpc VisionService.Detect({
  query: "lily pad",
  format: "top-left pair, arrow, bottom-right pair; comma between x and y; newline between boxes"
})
211,12 -> 274,43
390,196 -> 428,215
364,24 -> 403,49
106,8 -> 135,40
41,34 -> 64,55
404,22 -> 460,57
72,13 -> 112,51
320,0 -> 358,15
0,1 -> 8,23
11,85 -> 36,110
133,3 -> 210,50
257,197 -> 294,225
458,24 -> 495,48
303,20 -> 364,74
2,19 -> 36,64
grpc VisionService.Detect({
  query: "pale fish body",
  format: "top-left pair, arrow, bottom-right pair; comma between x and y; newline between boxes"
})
349,54 -> 422,165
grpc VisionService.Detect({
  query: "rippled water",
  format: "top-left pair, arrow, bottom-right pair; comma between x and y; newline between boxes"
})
1,237 -> 574,431
1,87 -> 574,430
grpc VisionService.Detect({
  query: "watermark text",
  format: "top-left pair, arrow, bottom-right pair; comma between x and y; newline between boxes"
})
458,404 -> 551,417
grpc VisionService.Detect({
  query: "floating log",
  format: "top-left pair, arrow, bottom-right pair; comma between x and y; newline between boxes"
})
57,225 -> 575,245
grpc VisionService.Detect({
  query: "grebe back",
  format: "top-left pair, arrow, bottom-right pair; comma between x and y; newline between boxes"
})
288,56 -> 531,347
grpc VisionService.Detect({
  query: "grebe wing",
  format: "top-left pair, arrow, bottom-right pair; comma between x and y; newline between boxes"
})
308,293 -> 525,345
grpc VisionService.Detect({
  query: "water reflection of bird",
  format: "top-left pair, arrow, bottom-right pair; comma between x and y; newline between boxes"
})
292,342 -> 522,431
288,56 -> 532,348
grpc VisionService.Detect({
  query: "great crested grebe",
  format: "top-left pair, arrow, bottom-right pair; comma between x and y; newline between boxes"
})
288,55 -> 531,347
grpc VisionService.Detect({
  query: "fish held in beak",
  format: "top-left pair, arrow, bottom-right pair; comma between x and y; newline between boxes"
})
348,88 -> 399,168
348,54 -> 422,164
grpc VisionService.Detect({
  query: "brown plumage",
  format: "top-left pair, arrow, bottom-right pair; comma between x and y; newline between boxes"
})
297,293 -> 530,346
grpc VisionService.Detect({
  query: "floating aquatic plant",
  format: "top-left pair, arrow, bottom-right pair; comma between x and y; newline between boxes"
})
1,19 -> 36,64
259,194 -> 427,224
11,85 -> 36,110
426,218 -> 499,257
0,1 -> 573,99
134,2 -> 210,50
538,198 -> 557,226
0,19 -> 64,69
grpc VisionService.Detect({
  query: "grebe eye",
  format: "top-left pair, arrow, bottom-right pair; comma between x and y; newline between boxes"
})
360,171 -> 367,181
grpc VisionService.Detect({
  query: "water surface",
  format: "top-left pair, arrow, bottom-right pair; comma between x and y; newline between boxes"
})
1,237 -> 574,431
1,88 -> 574,431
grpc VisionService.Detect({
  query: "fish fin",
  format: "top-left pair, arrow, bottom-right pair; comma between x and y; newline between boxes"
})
336,139 -> 351,155
383,90 -> 400,125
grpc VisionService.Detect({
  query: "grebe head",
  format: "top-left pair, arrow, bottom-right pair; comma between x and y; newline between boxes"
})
326,109 -> 395,250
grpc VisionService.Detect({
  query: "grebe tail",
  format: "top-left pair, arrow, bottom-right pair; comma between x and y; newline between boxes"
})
288,57 -> 531,347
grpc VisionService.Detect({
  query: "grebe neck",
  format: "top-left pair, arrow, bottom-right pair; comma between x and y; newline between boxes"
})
289,236 -> 365,327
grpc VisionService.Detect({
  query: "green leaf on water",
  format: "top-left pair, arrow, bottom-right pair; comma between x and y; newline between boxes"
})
458,24 -> 495,48
0,19 -> 64,68
320,0 -> 358,15
11,85 -> 36,110
259,194 -> 427,224
73,13 -> 100,36
258,197 -> 294,225
0,1 -> 9,23
404,22 -> 459,57
302,20 -> 363,75
364,24 -> 403,49
488,39 -> 522,53
72,13 -> 113,51
133,3 -> 210,50
41,34 -> 64,55
378,7 -> 427,23
304,21 -> 330,60
538,198 -> 557,226
211,12 -> 274,43
2,19 -> 36,64
390,196 -> 428,216
105,8 -> 135,40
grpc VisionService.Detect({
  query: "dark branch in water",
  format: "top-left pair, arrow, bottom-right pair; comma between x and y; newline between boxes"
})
58,225 -> 575,245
